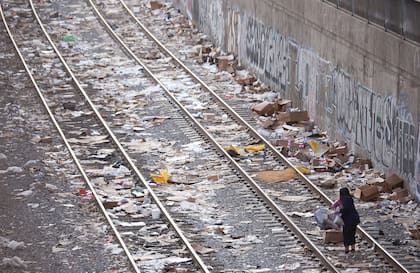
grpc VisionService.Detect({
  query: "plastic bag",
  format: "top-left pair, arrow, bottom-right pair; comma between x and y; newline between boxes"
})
315,208 -> 342,230
333,214 -> 344,228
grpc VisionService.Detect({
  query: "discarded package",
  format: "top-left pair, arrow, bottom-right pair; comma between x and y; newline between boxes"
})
244,144 -> 265,153
296,165 -> 311,175
354,185 -> 379,201
151,169 -> 169,183
103,165 -> 130,177
150,1 -> 163,10
384,174 -> 404,191
216,55 -> 236,73
314,208 -> 342,230
390,188 -> 409,201
323,229 -> 343,243
252,101 -> 278,116
409,225 -> 420,239
255,168 -> 297,182
276,111 -> 309,123
223,145 -> 240,156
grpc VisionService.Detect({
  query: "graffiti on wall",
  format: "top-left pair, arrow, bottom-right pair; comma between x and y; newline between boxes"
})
237,14 -> 418,183
416,125 -> 420,200
334,70 -> 417,180
240,16 -> 288,89
198,1 -> 224,47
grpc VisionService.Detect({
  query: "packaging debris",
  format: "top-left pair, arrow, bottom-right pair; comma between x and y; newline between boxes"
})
150,1 -> 164,10
151,169 -> 169,183
244,144 -> 265,153
384,174 -> 404,191
216,55 -> 236,73
354,185 -> 379,201
255,168 -> 297,182
191,243 -> 216,254
323,229 -> 343,243
1,256 -> 28,268
0,236 -> 25,250
276,111 -> 309,124
409,225 -> 420,239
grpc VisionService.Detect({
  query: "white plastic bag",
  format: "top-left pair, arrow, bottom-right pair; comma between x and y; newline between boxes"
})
333,214 -> 344,228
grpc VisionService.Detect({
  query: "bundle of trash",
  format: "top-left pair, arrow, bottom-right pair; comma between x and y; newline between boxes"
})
314,208 -> 343,230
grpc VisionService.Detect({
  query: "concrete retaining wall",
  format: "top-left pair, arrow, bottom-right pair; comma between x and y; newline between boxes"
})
172,0 -> 420,200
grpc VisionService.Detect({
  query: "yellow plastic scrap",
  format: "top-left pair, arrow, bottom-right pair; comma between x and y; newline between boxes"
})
244,144 -> 265,153
223,145 -> 241,154
308,139 -> 320,151
296,165 -> 311,175
151,169 -> 169,183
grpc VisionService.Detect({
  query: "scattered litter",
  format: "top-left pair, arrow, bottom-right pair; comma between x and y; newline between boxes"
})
255,168 -> 297,182
115,220 -> 146,227
16,190 -> 33,197
151,169 -> 169,183
277,262 -> 300,270
27,203 -> 39,209
191,243 -> 216,254
103,165 -> 131,177
0,236 -> 25,250
2,256 -> 27,268
244,144 -> 265,153
63,34 -> 76,42
2,166 -> 24,173
45,183 -> 58,191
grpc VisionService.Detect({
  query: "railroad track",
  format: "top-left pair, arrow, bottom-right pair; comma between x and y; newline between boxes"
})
1,0 -> 323,272
2,0 -> 417,272
87,0 -> 417,272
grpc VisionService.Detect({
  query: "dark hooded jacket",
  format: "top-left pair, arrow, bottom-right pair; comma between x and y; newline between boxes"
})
340,195 -> 360,226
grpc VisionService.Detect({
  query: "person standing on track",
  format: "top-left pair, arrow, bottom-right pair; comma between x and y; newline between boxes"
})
339,187 -> 360,253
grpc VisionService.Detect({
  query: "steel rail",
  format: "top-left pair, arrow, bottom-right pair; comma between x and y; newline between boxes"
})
0,3 -> 141,273
116,1 -> 411,272
87,0 -> 340,271
26,0 -> 210,272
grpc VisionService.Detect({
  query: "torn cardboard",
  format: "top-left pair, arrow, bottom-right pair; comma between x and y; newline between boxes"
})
255,168 -> 297,182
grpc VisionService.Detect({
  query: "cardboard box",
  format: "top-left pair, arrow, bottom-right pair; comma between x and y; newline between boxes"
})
276,111 -> 309,123
150,1 -> 163,10
384,174 -> 404,190
217,55 -> 236,73
354,185 -> 379,201
328,146 -> 348,156
311,158 -> 321,166
201,46 -> 212,54
252,101 -> 278,116
409,225 -> 420,239
391,187 -> 408,201
323,230 -> 343,243
235,75 -> 257,85
277,99 -> 292,112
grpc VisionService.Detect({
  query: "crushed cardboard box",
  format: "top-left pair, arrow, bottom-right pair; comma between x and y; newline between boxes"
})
150,1 -> 163,10
323,229 -> 343,243
216,55 -> 236,73
255,168 -> 297,182
384,174 -> 404,191
276,111 -> 309,124
354,185 -> 379,201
